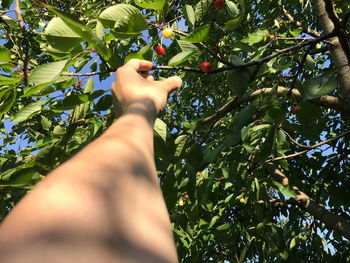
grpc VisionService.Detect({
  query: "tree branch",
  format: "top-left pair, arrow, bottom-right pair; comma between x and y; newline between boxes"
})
265,162 -> 350,240
323,0 -> 350,66
314,0 -> 350,105
265,130 -> 350,163
280,128 -> 314,149
61,71 -> 108,77
200,86 -> 349,125
281,5 -> 321,38
15,0 -> 29,86
153,32 -> 335,74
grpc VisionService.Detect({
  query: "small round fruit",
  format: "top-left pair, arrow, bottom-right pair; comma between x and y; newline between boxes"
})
239,198 -> 245,204
155,45 -> 165,55
161,25 -> 166,30
163,28 -> 173,38
215,0 -> 224,9
200,61 -> 212,73
184,194 -> 189,200
179,200 -> 185,206
114,39 -> 119,43
292,106 -> 300,114
106,40 -> 111,45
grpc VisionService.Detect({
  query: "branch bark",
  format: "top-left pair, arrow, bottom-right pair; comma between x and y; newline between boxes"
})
282,5 -> 321,38
265,162 -> 350,240
314,0 -> 350,105
265,130 -> 350,163
15,0 -> 29,86
201,86 -> 349,125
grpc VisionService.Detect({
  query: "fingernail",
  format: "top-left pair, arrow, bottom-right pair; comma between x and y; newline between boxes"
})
174,76 -> 183,87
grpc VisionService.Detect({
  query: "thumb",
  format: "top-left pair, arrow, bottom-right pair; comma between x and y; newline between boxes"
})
162,76 -> 183,93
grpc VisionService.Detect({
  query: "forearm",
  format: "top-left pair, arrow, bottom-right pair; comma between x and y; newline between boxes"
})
0,109 -> 177,262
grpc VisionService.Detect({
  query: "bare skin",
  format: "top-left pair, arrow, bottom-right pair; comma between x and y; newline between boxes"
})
0,59 -> 183,263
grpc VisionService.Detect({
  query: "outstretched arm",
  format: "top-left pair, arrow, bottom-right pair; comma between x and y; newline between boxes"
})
0,59 -> 182,263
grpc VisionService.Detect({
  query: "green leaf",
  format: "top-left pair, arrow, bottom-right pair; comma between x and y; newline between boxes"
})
302,71 -> 337,100
51,90 -> 104,111
95,20 -> 105,40
13,99 -> 50,123
226,0 -> 240,18
225,16 -> 241,30
175,135 -> 188,157
177,40 -> 199,52
248,29 -> 269,45
43,17 -> 83,53
125,43 -> 153,62
53,125 -> 66,136
182,24 -> 210,43
195,0 -> 213,22
99,4 -> 147,34
0,75 -> 21,85
154,118 -> 167,142
183,4 -> 195,27
41,116 -> 52,130
94,95 -> 113,111
273,181 -> 297,198
239,244 -> 248,263
29,60 -> 68,85
133,0 -> 165,10
289,27 -> 303,37
1,0 -> 14,9
289,237 -> 297,249
0,45 -> 11,62
0,168 -> 38,188
0,87 -> 16,114
226,68 -> 250,96
168,50 -> 198,66
216,223 -> 230,231
209,215 -> 220,228
44,6 -> 111,60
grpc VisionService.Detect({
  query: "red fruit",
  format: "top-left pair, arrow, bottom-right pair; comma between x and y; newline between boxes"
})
215,0 -> 224,9
292,106 -> 300,114
184,194 -> 189,200
200,61 -> 212,72
155,45 -> 165,55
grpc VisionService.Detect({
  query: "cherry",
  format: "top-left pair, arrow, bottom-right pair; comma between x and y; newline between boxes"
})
155,45 -> 165,55
239,198 -> 245,204
292,105 -> 300,114
200,61 -> 212,73
162,28 -> 173,38
215,0 -> 224,9
184,194 -> 189,200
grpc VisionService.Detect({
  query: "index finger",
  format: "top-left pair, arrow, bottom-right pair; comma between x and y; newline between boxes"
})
126,59 -> 153,72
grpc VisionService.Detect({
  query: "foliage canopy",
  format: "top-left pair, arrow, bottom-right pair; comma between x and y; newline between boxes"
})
1,0 -> 350,261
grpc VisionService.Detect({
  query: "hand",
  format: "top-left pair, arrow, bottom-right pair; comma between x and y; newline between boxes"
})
111,59 -> 182,117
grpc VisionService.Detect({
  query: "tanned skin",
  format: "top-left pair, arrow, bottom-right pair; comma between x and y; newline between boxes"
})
0,59 -> 183,263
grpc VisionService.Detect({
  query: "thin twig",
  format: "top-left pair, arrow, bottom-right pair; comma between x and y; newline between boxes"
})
265,130 -> 350,163
281,5 -> 321,38
280,128 -> 313,149
61,71 -> 109,77
0,9 -> 16,15
156,32 -> 336,73
15,0 -> 29,86
288,43 -> 315,95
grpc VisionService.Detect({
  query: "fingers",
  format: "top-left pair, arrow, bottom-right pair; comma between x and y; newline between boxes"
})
162,76 -> 183,93
141,74 -> 155,81
126,59 -> 153,72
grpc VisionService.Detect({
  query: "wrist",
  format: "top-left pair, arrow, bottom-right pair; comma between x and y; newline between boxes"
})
122,99 -> 157,125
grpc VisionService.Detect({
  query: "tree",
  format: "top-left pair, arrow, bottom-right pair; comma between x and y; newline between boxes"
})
0,0 -> 350,261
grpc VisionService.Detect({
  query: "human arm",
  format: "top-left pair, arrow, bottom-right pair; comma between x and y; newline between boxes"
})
0,59 -> 182,263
